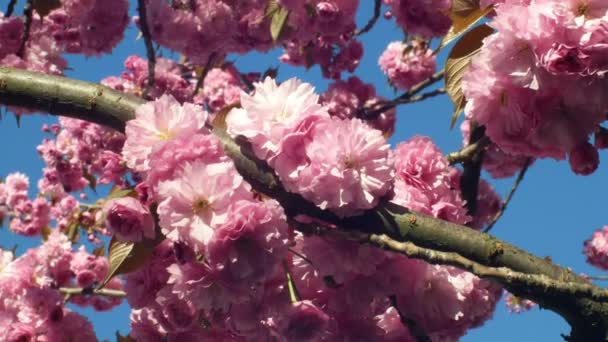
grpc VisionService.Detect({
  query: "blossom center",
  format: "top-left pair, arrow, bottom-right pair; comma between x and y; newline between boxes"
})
341,155 -> 359,170
274,107 -> 293,122
576,3 -> 589,17
192,198 -> 210,214
157,131 -> 173,141
499,91 -> 508,107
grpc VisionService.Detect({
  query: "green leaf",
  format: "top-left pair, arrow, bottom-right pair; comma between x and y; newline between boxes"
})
452,0 -> 481,16
439,2 -> 494,51
41,226 -> 52,241
212,103 -> 241,132
66,220 -> 80,242
82,169 -> 97,193
265,0 -> 279,17
106,187 -> 136,201
270,6 -> 290,42
100,219 -> 164,288
92,245 -> 105,257
100,237 -> 135,287
445,24 -> 494,129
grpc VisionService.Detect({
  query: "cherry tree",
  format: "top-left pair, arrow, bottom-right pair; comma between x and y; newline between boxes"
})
0,0 -> 608,341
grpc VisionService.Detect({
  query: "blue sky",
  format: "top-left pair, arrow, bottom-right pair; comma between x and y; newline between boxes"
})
1,1 -> 607,341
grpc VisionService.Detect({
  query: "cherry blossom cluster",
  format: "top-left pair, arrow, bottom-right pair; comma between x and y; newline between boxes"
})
378,40 -> 436,91
382,0 -> 452,38
462,0 -> 608,175
225,77 -> 394,216
584,225 -> 608,270
112,77 -> 504,340
0,233 -> 122,341
0,0 -> 127,74
320,76 -> 396,135
503,290 -> 536,314
142,0 -> 362,78
102,55 -> 193,103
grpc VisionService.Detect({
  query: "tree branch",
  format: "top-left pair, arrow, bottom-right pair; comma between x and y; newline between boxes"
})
359,70 -> 445,120
4,0 -> 18,17
17,0 -> 33,58
191,52 -> 217,99
389,295 -> 431,342
137,0 -> 156,99
460,124 -> 485,215
446,136 -> 490,165
59,287 -> 126,298
355,0 -> 382,36
0,67 -> 607,340
484,158 -> 533,233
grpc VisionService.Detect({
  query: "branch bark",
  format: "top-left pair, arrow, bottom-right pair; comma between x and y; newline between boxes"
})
0,66 -> 607,340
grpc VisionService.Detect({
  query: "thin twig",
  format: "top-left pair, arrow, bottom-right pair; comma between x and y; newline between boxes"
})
17,0 -> 33,58
587,275 -> 608,281
137,0 -> 156,99
355,0 -> 381,36
392,88 -> 446,106
389,295 -> 432,342
191,52 -> 217,99
59,287 -> 127,298
288,247 -> 313,265
484,158 -> 533,233
460,124 -> 486,215
359,70 -> 445,120
446,136 -> 490,165
4,0 -> 18,17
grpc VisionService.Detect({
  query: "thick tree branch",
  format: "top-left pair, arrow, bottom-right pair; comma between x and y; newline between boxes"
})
0,67 -> 607,340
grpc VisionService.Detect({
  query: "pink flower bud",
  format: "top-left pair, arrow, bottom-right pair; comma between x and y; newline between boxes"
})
104,197 -> 155,242
569,141 -> 599,176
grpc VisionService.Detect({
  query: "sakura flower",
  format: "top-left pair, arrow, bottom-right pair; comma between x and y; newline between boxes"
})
379,41 -> 436,90
226,77 -> 322,159
206,200 -> 289,297
279,116 -> 394,216
122,95 -> 208,173
278,301 -> 330,341
584,226 -> 608,270
157,161 -> 251,251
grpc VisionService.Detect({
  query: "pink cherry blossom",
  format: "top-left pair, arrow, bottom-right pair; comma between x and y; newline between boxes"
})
226,77 -> 322,159
157,160 -> 251,251
122,95 -> 209,173
379,41 -> 436,90
276,116 -> 394,216
383,0 -> 452,38
584,226 -> 608,270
